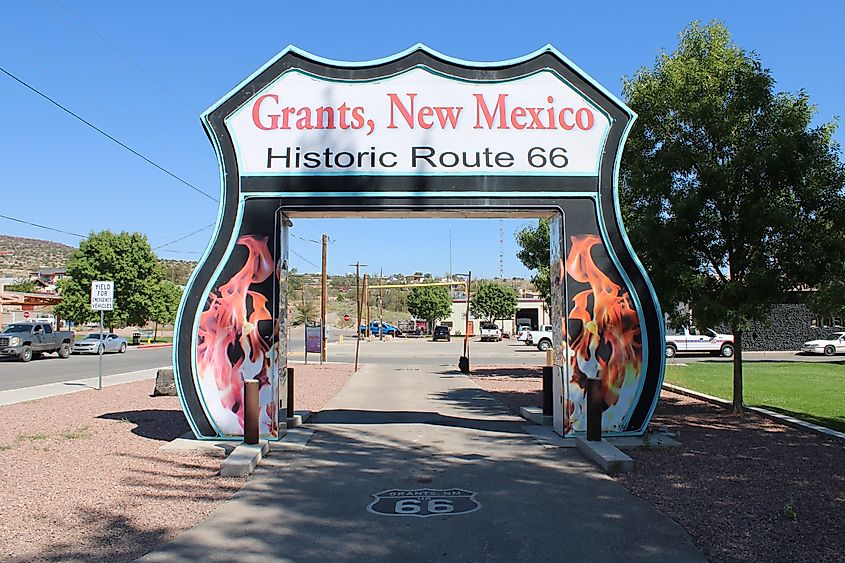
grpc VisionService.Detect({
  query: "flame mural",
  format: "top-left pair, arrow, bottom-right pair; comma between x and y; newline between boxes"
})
196,235 -> 278,437
564,235 -> 643,433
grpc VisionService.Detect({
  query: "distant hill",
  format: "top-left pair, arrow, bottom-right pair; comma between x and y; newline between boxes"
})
0,234 -> 198,285
0,235 -> 74,277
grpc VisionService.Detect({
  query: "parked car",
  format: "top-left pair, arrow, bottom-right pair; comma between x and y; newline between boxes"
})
432,325 -> 451,342
360,321 -> 401,337
516,325 -> 532,344
665,327 -> 734,358
0,322 -> 74,362
532,327 -> 553,351
480,322 -> 502,342
800,331 -> 845,356
73,333 -> 128,355
526,325 -> 553,348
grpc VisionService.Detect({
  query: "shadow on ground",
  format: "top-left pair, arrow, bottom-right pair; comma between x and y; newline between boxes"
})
97,409 -> 190,441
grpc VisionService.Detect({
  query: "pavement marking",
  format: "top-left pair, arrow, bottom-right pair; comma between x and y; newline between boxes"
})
367,488 -> 481,518
0,366 -> 167,407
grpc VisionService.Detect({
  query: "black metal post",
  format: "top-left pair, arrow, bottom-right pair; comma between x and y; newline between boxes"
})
542,366 -> 553,416
586,378 -> 602,441
286,366 -> 295,419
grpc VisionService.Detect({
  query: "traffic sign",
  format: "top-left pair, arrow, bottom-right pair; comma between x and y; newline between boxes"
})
90,281 -> 114,311
23,311 -> 30,319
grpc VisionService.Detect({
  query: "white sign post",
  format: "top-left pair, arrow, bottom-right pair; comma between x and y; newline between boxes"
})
90,281 -> 114,390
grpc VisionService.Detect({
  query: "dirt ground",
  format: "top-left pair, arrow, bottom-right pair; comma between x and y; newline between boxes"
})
0,362 -> 353,562
469,365 -> 845,562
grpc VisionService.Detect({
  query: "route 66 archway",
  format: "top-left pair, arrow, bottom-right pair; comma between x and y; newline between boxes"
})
173,45 -> 665,441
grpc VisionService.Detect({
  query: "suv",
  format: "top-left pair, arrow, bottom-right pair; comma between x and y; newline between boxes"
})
432,325 -> 451,341
665,326 -> 734,358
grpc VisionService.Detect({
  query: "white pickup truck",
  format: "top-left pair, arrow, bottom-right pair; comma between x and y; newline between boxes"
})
665,327 -> 734,358
527,325 -> 553,351
479,322 -> 502,342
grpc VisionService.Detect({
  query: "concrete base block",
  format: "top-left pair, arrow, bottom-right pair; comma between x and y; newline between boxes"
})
519,406 -> 553,426
220,441 -> 270,477
575,437 -> 634,475
286,409 -> 312,428
609,433 -> 681,449
159,433 -> 238,457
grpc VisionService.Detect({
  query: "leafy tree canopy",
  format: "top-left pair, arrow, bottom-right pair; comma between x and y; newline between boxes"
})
621,21 -> 845,410
56,231 -> 166,328
515,219 -> 551,305
407,285 -> 451,328
471,282 -> 518,322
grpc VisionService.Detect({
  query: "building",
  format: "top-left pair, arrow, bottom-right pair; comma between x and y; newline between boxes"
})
444,297 -> 547,336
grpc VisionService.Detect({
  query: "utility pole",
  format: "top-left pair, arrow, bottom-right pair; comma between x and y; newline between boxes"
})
464,270 -> 472,360
378,268 -> 384,341
350,261 -> 367,371
364,274 -> 370,337
321,234 -> 328,363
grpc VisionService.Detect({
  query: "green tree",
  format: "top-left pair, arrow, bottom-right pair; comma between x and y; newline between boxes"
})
471,281 -> 518,322
5,278 -> 38,292
149,280 -> 183,340
56,231 -> 166,329
407,285 -> 451,331
515,219 -> 551,305
807,277 -> 845,321
621,21 -> 845,412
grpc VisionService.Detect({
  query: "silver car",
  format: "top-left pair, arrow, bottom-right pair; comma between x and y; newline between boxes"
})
73,333 -> 128,354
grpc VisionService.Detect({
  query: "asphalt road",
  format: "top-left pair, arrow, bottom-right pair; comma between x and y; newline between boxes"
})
0,347 -> 172,392
2,331 -> 840,394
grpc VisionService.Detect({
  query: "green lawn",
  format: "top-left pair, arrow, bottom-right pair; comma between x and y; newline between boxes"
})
664,362 -> 845,432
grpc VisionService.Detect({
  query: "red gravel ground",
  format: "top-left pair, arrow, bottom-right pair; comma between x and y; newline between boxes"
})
469,365 -> 845,562
0,362 -> 353,562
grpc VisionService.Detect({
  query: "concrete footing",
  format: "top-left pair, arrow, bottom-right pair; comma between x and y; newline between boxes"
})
220,441 -> 270,477
575,437 -> 634,475
519,406 -> 552,426
286,409 -> 312,428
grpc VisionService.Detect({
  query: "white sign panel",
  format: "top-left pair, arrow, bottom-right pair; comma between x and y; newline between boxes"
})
226,67 -> 610,176
90,281 -> 114,311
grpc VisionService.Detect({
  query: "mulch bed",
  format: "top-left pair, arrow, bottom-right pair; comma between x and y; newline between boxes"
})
0,362 -> 354,562
469,365 -> 845,562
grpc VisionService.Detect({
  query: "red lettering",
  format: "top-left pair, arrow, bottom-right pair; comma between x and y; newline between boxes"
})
559,108 -> 575,130
252,94 -> 279,130
433,106 -> 462,129
576,108 -> 594,130
474,94 -> 509,129
511,107 -> 527,130
418,106 -> 434,129
387,93 -> 416,129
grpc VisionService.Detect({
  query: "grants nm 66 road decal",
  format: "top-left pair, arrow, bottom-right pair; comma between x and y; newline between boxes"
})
368,488 -> 480,518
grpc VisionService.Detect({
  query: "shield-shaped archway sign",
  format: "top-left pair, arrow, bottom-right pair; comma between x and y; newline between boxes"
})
173,45 -> 665,441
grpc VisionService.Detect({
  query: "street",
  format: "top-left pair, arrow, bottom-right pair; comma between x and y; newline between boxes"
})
0,347 -> 171,392
1,330 -> 841,395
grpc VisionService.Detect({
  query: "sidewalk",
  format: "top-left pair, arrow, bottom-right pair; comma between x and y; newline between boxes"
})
142,363 -> 705,562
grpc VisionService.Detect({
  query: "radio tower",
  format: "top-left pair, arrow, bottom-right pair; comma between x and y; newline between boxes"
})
499,220 -> 504,280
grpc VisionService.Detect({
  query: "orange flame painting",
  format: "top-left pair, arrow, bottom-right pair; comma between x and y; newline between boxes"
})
564,235 -> 642,433
196,235 -> 278,437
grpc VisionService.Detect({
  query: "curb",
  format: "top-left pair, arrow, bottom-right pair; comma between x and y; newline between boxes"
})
662,383 -> 845,442
135,343 -> 172,349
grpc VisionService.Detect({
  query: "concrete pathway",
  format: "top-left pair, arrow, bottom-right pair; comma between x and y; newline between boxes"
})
143,364 -> 705,562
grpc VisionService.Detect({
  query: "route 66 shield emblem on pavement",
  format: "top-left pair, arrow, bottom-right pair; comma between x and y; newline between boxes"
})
368,489 -> 480,518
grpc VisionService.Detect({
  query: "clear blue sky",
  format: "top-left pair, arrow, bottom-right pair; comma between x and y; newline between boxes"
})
1,1 -> 842,278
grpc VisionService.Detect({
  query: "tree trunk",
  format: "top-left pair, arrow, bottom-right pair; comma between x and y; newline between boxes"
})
154,321 -> 159,342
732,328 -> 743,414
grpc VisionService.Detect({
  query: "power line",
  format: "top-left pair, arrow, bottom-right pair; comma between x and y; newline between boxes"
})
290,232 -> 321,244
55,0 -> 196,114
289,248 -> 320,269
0,213 -> 84,238
153,223 -> 214,250
0,65 -> 218,203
